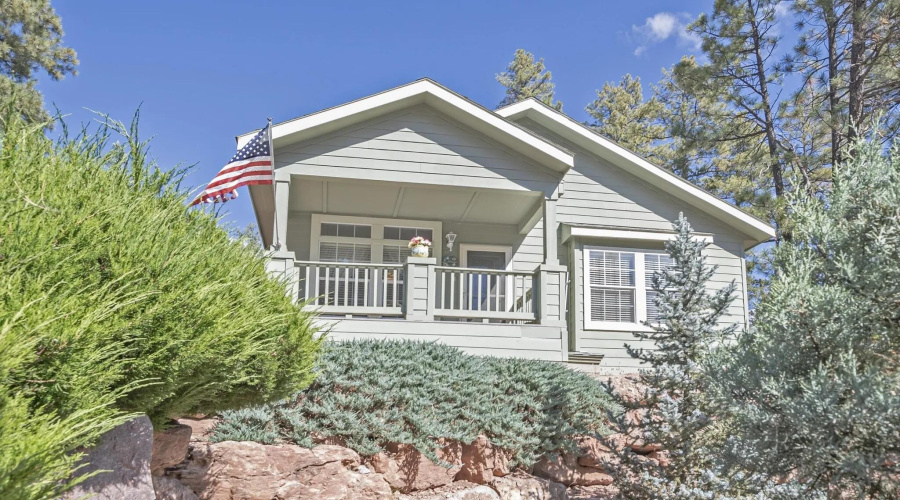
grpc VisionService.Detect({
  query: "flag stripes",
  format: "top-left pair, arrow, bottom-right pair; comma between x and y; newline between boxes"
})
191,124 -> 274,205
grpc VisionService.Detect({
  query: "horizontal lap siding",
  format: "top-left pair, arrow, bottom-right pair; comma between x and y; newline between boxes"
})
515,118 -> 750,372
442,220 -> 545,272
276,106 -> 559,194
322,319 -> 566,361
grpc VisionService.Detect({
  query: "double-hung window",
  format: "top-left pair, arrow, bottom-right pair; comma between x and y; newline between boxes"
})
583,247 -> 671,330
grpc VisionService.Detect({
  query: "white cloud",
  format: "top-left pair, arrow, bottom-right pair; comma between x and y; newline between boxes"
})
631,12 -> 701,57
644,12 -> 679,41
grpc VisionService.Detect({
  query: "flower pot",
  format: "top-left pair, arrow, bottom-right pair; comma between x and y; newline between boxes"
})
410,245 -> 429,258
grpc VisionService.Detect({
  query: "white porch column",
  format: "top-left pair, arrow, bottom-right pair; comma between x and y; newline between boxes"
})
266,177 -> 297,300
537,195 -> 566,328
273,178 -> 290,251
542,197 -> 559,266
404,257 -> 436,321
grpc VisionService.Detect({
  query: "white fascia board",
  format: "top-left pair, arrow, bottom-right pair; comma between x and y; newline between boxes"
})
497,100 -> 776,244
563,225 -> 714,244
237,80 -> 574,172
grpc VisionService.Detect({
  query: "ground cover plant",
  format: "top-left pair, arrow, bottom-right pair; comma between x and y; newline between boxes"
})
0,110 -> 322,499
212,339 -> 621,466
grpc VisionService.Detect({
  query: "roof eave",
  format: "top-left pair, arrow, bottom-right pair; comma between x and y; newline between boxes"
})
497,100 -> 776,245
237,79 -> 574,174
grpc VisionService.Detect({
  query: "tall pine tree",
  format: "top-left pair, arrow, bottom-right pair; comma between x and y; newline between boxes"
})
495,49 -> 562,110
585,74 -> 668,162
0,0 -> 78,125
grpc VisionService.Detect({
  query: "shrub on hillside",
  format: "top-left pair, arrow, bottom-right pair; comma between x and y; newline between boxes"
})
212,340 -> 620,466
0,111 -> 322,498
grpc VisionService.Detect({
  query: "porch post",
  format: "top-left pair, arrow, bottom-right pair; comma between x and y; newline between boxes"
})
536,195 -> 566,326
404,257 -> 436,321
273,178 -> 290,251
266,177 -> 297,300
542,197 -> 559,266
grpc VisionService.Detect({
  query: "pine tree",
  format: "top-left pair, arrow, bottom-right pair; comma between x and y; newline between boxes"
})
686,0 -> 790,237
495,49 -> 562,110
0,0 -> 78,125
604,215 -> 816,499
585,74 -> 666,161
711,137 -> 900,498
605,214 -> 740,499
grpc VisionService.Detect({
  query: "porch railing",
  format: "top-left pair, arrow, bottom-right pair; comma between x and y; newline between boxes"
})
295,261 -> 404,316
433,266 -> 535,321
290,257 -> 565,324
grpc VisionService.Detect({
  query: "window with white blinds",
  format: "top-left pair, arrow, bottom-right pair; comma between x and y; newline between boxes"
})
319,242 -> 372,263
311,215 -> 441,264
583,247 -> 670,329
644,253 -> 671,324
382,244 -> 412,264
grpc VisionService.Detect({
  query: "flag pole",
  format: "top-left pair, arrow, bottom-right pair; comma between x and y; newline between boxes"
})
268,117 -> 281,250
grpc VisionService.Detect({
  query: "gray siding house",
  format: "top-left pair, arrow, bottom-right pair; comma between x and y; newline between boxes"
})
243,79 -> 774,373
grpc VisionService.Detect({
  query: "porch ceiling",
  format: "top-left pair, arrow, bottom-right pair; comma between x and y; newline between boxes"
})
290,177 -> 541,226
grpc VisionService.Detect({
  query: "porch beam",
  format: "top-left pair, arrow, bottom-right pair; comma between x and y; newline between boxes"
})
392,187 -> 406,217
459,192 -> 480,222
518,199 -> 543,235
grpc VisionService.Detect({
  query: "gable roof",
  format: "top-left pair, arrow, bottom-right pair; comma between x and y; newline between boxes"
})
237,78 -> 574,173
496,98 -> 776,244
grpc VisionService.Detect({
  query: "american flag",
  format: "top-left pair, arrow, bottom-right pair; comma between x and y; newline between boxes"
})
191,124 -> 274,205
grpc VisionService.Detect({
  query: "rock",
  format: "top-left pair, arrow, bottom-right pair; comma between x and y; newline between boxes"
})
175,417 -> 218,443
572,436 -> 615,471
396,481 -> 500,499
491,473 -> 568,500
367,441 -> 463,492
61,416 -> 155,500
533,454 -> 613,487
455,435 -> 510,484
151,423 -> 192,474
171,441 -> 392,499
566,484 -> 619,500
152,475 -> 198,500
604,374 -> 644,404
647,450 -> 670,467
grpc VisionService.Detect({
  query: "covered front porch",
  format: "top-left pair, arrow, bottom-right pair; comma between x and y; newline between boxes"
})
259,175 -> 569,361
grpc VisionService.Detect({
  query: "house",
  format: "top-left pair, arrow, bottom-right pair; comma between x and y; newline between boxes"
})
242,79 -> 774,373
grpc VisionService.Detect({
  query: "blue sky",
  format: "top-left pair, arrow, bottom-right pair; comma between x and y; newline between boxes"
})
43,1 -> 716,230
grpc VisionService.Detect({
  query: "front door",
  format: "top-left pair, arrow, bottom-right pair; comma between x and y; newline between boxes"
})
465,250 -> 507,312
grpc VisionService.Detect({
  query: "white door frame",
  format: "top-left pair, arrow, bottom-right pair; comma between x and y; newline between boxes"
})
459,244 -> 512,270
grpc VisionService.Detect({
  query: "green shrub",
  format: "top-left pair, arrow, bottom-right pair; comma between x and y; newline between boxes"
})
212,340 -> 620,467
0,110 -> 322,498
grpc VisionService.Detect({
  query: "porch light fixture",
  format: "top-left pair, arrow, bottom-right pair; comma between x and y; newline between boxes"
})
445,231 -> 457,252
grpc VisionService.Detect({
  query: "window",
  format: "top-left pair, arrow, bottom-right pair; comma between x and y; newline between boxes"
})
583,247 -> 671,330
383,226 -> 433,242
382,244 -> 411,264
644,253 -> 672,324
311,215 -> 441,264
319,242 -> 372,263
320,223 -> 371,238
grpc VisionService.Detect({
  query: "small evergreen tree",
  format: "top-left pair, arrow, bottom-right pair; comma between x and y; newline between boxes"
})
712,138 -> 900,498
495,49 -> 562,110
603,215 -> 737,498
607,215 -> 808,499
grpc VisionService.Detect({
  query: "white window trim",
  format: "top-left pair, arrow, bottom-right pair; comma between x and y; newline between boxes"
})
582,245 -> 668,332
458,244 -> 513,270
310,213 -> 442,263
